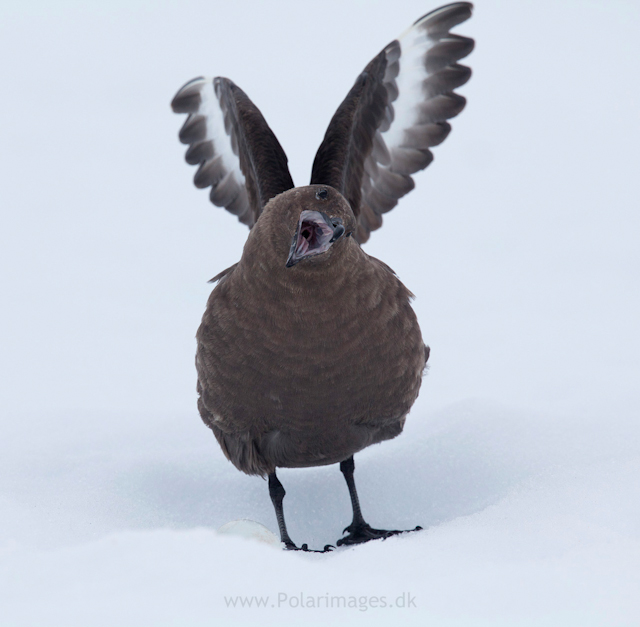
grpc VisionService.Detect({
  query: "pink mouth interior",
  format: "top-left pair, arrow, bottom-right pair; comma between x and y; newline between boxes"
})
294,211 -> 334,259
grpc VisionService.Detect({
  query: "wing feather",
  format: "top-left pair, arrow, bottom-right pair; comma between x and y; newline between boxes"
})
311,2 -> 474,243
171,77 -> 294,227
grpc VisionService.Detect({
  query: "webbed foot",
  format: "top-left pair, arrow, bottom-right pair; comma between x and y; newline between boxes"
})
284,541 -> 334,553
336,523 -> 422,547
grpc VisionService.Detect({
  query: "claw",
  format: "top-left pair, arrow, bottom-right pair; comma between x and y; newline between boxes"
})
336,523 -> 422,547
283,541 -> 334,553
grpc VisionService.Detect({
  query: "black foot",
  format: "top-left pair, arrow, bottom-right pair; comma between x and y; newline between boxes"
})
336,523 -> 423,547
283,541 -> 334,553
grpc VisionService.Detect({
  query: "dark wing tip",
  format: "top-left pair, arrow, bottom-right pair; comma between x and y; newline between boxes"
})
178,114 -> 207,145
425,35 -> 475,74
171,77 -> 206,113
422,63 -> 472,98
208,262 -> 239,284
413,2 -> 473,29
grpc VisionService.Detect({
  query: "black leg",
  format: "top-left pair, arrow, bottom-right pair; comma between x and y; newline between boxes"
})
337,456 -> 422,547
268,471 -> 333,553
340,456 -> 367,528
268,472 -> 297,549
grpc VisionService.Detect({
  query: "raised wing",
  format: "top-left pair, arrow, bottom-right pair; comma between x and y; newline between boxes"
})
171,77 -> 294,228
310,2 -> 474,243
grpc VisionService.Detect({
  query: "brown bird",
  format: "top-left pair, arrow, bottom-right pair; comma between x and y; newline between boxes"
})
171,2 -> 474,550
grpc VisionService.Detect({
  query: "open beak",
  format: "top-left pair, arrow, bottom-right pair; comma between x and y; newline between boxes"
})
286,211 -> 345,267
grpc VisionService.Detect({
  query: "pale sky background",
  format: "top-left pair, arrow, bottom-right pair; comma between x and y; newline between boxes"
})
1,0 -> 638,420
1,1 -> 639,625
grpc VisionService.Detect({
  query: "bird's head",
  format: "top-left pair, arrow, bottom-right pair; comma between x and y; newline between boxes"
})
245,185 -> 357,273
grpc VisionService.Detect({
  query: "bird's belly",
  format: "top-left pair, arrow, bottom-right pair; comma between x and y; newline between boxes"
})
198,316 -> 424,466
202,345 -> 420,471
196,274 -> 425,473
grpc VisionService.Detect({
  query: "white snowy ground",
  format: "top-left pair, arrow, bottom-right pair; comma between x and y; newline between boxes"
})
1,0 -> 639,625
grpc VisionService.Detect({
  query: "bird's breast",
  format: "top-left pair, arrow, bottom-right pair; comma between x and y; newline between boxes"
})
196,259 -> 425,435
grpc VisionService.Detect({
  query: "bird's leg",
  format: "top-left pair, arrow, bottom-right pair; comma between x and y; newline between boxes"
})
268,471 -> 333,553
336,456 -> 422,547
268,472 -> 297,549
340,456 -> 368,530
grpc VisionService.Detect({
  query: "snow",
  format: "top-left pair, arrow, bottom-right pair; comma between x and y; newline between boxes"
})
2,403 -> 639,626
1,0 -> 639,625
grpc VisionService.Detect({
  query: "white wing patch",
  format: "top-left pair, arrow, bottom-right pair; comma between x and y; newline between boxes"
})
384,29 -> 437,149
172,77 -> 251,220
384,12 -> 471,162
200,78 -> 245,187
355,3 -> 473,241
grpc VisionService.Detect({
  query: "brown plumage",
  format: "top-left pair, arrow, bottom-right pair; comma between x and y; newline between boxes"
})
172,2 -> 473,550
196,186 -> 427,477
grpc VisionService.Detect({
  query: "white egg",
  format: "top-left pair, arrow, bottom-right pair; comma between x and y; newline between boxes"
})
217,519 -> 280,546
